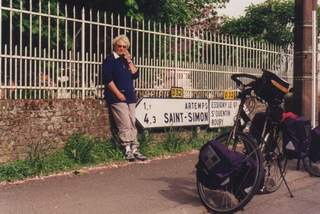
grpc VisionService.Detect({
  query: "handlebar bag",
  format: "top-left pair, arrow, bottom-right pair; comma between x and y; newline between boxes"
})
254,70 -> 289,104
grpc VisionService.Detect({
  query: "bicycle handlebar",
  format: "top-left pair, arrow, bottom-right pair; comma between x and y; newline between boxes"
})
231,73 -> 258,87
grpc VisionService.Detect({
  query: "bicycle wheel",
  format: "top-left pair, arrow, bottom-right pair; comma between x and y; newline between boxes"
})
260,134 -> 288,193
303,156 -> 320,177
197,132 -> 263,214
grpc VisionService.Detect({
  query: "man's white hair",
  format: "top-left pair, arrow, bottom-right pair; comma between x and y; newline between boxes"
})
112,35 -> 130,49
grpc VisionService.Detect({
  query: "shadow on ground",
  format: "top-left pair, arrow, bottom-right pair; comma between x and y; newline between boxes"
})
145,171 -> 203,207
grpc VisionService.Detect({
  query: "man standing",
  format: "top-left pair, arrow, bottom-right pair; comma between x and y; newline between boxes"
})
102,35 -> 147,161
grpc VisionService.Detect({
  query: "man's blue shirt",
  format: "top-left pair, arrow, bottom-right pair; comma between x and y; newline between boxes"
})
102,53 -> 139,104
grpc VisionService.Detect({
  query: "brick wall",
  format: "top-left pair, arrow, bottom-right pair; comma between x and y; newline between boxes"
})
0,99 -> 111,163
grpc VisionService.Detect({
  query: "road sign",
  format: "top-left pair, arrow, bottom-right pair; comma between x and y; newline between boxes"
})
223,90 -> 237,100
135,98 -> 209,128
209,100 -> 240,128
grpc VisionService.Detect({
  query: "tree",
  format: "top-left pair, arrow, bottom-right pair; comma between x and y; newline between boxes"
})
2,0 -> 70,50
62,0 -> 228,28
136,0 -> 229,29
220,0 -> 295,47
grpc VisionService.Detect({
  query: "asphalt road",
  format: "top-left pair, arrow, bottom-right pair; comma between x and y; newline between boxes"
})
0,152 -> 320,214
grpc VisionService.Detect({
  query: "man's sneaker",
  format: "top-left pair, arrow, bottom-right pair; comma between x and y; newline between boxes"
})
124,145 -> 135,162
133,151 -> 147,161
125,152 -> 135,162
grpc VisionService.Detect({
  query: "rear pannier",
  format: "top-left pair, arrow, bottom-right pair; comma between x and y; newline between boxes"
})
282,117 -> 311,160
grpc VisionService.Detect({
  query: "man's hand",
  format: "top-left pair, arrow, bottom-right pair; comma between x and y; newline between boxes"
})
107,81 -> 126,102
123,49 -> 132,64
117,92 -> 126,102
123,49 -> 138,74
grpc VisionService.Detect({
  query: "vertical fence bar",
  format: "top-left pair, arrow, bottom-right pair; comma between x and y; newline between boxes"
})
49,2 -> 52,55
130,16 -> 133,56
136,19 -> 139,63
14,45 -> 17,99
153,22 -> 156,60
85,52 -> 88,97
81,7 -> 85,99
159,23 -> 161,63
117,14 -> 120,35
89,9 -> 93,97
38,0 -> 43,99
24,46 -> 27,99
103,12 -> 106,57
188,29 -> 191,64
168,23 -> 171,63
43,49 -> 46,97
52,49 -> 56,96
0,0 -> 2,91
4,45 -> 7,98
174,25 -> 178,86
97,11 -> 100,61
19,1 -> 23,99
110,13 -> 113,52
28,1 -> 32,95
164,24 -> 168,65
9,0 -> 12,99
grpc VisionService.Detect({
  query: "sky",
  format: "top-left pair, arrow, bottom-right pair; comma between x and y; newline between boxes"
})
217,0 -> 267,17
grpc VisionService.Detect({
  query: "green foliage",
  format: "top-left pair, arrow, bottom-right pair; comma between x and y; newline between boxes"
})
64,134 -> 94,164
2,0 -> 71,50
0,129 -> 218,182
91,139 -> 124,163
188,127 -> 216,149
41,151 -> 76,174
137,130 -> 153,152
27,139 -> 54,174
221,0 -> 295,47
62,0 -> 228,26
0,161 -> 34,182
136,0 -> 229,26
162,128 -> 185,153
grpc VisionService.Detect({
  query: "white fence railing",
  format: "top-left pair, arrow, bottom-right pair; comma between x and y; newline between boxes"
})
0,0 -> 294,100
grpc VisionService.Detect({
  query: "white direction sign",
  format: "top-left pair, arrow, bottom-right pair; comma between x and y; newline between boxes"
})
209,100 -> 240,128
136,98 -> 209,128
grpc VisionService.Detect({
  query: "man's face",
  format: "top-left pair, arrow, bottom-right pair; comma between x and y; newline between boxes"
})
115,40 -> 127,56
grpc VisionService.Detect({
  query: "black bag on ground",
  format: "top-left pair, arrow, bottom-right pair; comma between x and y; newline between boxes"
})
196,139 -> 257,192
282,117 -> 311,160
310,126 -> 320,162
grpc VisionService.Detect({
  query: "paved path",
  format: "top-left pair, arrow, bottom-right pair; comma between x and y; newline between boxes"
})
0,152 -> 319,214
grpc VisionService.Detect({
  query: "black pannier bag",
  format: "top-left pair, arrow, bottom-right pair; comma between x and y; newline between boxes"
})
196,140 -> 257,193
282,117 -> 311,160
310,126 -> 320,162
254,70 -> 289,104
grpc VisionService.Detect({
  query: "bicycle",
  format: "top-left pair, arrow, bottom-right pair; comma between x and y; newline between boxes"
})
197,70 -> 292,213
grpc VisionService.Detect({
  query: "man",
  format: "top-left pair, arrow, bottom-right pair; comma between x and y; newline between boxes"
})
102,35 -> 147,161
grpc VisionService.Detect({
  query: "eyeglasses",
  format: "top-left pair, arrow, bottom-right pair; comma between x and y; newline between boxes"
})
116,44 -> 127,49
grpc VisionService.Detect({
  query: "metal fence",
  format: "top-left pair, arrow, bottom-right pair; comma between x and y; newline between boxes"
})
0,0 -> 294,100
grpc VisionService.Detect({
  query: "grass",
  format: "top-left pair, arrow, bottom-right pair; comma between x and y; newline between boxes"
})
0,128 -> 218,182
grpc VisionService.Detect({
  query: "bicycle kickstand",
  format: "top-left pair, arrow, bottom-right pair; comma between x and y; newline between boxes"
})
278,160 -> 294,198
